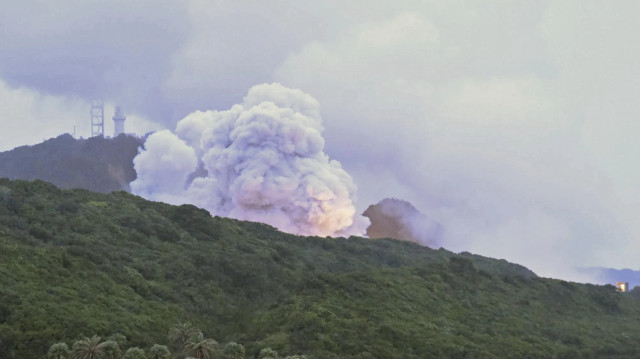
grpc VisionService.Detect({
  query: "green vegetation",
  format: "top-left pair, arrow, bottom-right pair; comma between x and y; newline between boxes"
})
0,134 -> 141,193
48,322 -> 297,359
1,179 -> 640,358
223,342 -> 245,359
47,342 -> 70,359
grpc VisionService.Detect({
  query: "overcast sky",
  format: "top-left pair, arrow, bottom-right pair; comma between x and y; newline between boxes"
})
2,0 -> 640,280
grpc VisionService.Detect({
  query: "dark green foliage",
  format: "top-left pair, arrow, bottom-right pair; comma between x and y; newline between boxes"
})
223,342 -> 245,359
47,342 -> 71,359
0,179 -> 640,358
107,334 -> 127,353
148,344 -> 171,359
0,134 -> 142,193
259,347 -> 278,359
124,347 -> 147,359
629,285 -> 640,300
102,340 -> 122,359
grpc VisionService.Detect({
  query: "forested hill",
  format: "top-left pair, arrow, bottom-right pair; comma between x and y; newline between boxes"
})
0,134 -> 141,193
1,179 -> 640,359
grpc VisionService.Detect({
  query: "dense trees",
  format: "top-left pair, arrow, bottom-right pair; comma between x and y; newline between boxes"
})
148,345 -> 171,359
2,179 -> 640,359
102,341 -> 121,359
258,348 -> 278,359
123,347 -> 146,359
47,343 -> 70,359
48,325 -> 297,359
223,343 -> 245,359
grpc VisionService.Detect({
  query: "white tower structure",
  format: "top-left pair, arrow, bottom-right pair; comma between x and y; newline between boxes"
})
90,100 -> 104,137
113,106 -> 126,137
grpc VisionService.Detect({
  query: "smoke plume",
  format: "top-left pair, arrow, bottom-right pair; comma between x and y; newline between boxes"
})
131,83 -> 368,237
363,198 -> 443,248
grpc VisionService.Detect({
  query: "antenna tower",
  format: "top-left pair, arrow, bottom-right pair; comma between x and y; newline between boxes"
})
90,100 -> 104,137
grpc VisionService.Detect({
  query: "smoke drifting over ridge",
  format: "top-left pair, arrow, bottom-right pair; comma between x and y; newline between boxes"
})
131,83 -> 369,237
363,198 -> 443,248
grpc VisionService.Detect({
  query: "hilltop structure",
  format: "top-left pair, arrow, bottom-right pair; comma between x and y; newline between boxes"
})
113,106 -> 126,137
90,100 -> 104,137
616,281 -> 629,292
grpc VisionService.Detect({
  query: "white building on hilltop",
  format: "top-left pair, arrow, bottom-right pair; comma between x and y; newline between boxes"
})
113,106 -> 126,137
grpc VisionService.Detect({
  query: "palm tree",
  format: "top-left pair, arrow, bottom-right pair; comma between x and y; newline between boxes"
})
168,322 -> 201,353
148,344 -> 171,359
223,342 -> 245,359
184,332 -> 218,359
72,336 -> 107,359
48,342 -> 71,359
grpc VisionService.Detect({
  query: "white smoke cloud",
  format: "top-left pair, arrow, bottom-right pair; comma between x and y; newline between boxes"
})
130,130 -> 198,203
131,83 -> 368,237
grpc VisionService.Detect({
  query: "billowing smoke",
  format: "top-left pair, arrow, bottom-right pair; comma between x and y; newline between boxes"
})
363,198 -> 443,248
130,130 -> 198,205
131,83 -> 369,237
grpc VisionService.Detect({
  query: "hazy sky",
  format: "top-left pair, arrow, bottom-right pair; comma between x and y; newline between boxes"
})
2,0 -> 640,280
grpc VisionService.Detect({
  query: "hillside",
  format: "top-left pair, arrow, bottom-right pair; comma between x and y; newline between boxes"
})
1,179 -> 640,358
0,134 -> 141,193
